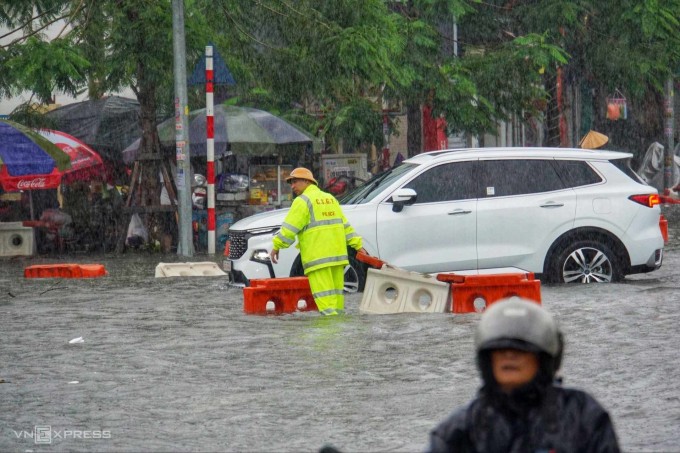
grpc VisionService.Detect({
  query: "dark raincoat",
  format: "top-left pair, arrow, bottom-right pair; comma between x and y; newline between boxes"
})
428,382 -> 620,453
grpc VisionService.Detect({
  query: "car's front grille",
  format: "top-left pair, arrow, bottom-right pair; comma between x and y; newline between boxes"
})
228,231 -> 248,259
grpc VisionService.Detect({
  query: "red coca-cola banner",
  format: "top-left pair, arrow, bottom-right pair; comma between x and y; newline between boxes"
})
0,168 -> 62,192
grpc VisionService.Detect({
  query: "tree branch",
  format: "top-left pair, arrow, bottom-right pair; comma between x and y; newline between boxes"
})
221,3 -> 281,50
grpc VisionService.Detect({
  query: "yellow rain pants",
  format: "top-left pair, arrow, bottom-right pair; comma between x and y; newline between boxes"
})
308,265 -> 345,315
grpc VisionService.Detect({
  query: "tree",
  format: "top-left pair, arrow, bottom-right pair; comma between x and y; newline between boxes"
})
373,0 -> 568,153
199,0 -> 568,156
3,0 -> 677,163
199,0 -> 410,153
1,0 -> 212,155
458,0 -> 680,153
0,1 -> 88,115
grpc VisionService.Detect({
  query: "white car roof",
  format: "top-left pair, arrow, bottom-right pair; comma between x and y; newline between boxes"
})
404,147 -> 633,164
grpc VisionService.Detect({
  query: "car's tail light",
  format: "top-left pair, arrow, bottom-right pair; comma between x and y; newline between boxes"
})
629,194 -> 660,207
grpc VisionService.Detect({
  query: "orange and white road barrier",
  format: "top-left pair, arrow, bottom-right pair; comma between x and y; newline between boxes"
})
243,277 -> 318,315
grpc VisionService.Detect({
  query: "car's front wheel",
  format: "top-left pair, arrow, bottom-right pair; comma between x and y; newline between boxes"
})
344,251 -> 367,293
550,240 -> 622,283
289,250 -> 367,293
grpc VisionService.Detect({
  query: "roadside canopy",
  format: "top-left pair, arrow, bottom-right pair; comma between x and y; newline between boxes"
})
46,96 -> 142,162
122,105 -> 313,164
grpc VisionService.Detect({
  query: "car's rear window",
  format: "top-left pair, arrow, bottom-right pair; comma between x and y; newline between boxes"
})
479,159 -> 564,196
609,157 -> 646,184
553,160 -> 603,187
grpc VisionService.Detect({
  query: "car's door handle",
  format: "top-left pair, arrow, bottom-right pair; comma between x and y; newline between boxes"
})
448,209 -> 472,215
540,202 -> 564,208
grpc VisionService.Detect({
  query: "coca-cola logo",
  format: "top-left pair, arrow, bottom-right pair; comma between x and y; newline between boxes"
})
17,178 -> 48,189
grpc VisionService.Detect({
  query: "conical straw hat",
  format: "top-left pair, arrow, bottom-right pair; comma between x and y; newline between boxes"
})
579,130 -> 609,149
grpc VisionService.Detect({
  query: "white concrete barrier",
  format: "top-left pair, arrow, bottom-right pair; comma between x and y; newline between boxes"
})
155,262 -> 228,277
359,266 -> 451,314
0,222 -> 35,257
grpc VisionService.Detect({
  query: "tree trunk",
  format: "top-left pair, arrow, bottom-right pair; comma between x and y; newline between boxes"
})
406,103 -> 422,157
136,77 -> 160,157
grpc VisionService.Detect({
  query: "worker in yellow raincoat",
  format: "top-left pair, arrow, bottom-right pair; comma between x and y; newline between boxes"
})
270,167 -> 366,315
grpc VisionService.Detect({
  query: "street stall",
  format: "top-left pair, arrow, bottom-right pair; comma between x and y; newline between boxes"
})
122,104 -> 315,251
0,120 -> 109,254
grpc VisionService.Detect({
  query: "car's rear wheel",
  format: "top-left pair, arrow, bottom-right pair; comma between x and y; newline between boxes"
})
551,240 -> 621,283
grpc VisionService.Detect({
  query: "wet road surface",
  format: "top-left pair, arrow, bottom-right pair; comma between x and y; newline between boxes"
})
1,209 -> 680,452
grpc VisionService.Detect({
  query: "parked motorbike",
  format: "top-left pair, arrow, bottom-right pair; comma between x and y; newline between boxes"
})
191,174 -> 207,209
191,174 -> 208,250
324,175 -> 366,197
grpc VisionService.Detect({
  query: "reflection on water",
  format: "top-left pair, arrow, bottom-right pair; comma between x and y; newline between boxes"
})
2,215 -> 680,452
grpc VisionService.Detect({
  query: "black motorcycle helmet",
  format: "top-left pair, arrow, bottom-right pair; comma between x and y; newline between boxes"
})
475,298 -> 564,388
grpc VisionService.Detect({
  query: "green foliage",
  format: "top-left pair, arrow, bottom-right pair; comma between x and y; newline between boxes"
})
1,0 -> 678,152
7,102 -> 58,129
7,37 -> 88,102
321,97 -> 384,151
198,0 -> 410,148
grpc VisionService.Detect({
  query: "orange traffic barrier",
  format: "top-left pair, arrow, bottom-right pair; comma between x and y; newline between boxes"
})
243,277 -> 318,315
437,272 -> 541,314
356,251 -> 387,269
660,215 -> 669,244
24,264 -> 108,279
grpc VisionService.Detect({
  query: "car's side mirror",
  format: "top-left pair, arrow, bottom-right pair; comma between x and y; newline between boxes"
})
391,188 -> 417,212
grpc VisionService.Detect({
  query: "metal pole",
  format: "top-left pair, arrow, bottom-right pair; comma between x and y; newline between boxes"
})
453,15 -> 458,58
205,45 -> 216,254
172,0 -> 193,256
664,77 -> 675,195
382,110 -> 390,170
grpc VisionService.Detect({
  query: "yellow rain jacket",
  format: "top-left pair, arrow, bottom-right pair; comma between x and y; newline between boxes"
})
273,184 -> 362,274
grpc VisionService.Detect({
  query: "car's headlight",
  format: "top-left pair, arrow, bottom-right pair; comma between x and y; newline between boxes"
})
251,249 -> 271,262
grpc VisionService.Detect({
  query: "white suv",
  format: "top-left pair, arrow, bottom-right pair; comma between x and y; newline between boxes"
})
225,148 -> 664,289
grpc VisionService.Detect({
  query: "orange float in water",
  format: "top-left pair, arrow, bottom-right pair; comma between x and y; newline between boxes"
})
24,264 -> 108,279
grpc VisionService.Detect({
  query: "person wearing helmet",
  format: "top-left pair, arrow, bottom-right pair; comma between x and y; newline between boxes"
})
270,167 -> 367,315
427,298 -> 620,452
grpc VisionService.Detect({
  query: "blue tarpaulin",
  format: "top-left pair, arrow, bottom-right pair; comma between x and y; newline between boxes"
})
188,44 -> 236,86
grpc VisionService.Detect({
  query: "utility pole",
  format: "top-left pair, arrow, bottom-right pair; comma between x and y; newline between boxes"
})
663,77 -> 675,195
172,0 -> 193,256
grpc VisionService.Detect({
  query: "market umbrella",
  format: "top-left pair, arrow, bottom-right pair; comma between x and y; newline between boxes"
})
0,120 -> 71,192
122,105 -> 313,164
0,125 -> 104,192
37,129 -> 105,185
579,130 -> 609,149
46,95 -> 142,162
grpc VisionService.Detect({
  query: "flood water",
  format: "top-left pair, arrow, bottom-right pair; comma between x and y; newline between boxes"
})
1,209 -> 680,452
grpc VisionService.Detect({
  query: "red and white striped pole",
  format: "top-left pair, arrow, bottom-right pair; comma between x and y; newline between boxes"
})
205,45 -> 216,254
